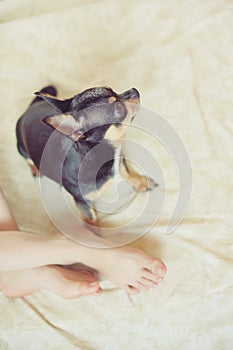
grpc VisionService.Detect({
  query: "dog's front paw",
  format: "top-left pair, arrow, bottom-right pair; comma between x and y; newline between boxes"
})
145,176 -> 159,191
129,174 -> 158,192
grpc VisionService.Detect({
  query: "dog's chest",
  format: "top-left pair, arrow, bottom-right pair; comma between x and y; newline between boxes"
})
113,146 -> 122,177
84,146 -> 122,201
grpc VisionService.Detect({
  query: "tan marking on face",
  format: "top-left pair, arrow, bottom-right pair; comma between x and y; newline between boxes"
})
124,98 -> 140,121
104,125 -> 126,147
103,99 -> 139,146
108,96 -> 116,103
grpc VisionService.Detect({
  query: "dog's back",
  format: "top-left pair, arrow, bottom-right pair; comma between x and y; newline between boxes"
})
16,86 -> 58,168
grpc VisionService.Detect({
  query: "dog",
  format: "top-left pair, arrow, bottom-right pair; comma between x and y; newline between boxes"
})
16,86 -> 157,228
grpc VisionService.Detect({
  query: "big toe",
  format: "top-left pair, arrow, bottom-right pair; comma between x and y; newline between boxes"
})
150,259 -> 167,282
125,285 -> 139,295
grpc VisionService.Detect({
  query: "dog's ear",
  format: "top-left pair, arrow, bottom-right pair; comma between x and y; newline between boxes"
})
43,114 -> 85,141
34,92 -> 72,113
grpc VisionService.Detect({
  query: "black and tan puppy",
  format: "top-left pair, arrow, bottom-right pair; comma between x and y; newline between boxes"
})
16,86 -> 157,228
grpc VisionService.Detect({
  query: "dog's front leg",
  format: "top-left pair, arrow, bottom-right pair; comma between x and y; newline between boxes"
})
75,197 -> 100,235
26,159 -> 40,177
119,156 -> 158,192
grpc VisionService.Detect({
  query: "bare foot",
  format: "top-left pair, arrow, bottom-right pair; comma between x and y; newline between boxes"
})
92,246 -> 167,294
0,265 -> 101,299
57,229 -> 167,295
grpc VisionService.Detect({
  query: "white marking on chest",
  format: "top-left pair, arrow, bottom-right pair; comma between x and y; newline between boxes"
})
84,146 -> 122,202
113,146 -> 122,176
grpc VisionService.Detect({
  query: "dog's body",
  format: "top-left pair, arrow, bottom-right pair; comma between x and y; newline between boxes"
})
16,86 -> 156,227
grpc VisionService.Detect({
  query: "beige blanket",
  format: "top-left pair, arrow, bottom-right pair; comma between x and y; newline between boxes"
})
0,0 -> 232,349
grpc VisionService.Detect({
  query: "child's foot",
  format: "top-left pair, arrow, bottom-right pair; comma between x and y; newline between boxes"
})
0,265 -> 101,298
91,246 -> 167,294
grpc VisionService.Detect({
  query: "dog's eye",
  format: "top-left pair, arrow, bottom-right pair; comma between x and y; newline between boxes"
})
83,129 -> 94,141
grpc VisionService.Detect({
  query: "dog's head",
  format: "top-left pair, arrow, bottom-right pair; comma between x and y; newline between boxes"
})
35,87 -> 140,146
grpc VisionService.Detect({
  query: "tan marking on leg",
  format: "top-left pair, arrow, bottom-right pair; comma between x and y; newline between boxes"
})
26,159 -> 40,177
81,207 -> 101,235
120,159 -> 156,192
85,178 -> 113,201
124,98 -> 140,120
84,216 -> 99,228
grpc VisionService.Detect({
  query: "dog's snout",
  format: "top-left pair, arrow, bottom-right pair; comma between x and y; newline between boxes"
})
129,88 -> 140,100
120,88 -> 140,101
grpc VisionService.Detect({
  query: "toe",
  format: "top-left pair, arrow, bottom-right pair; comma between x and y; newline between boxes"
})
150,259 -> 167,280
134,281 -> 150,291
138,276 -> 157,288
125,285 -> 139,295
142,269 -> 160,283
156,266 -> 167,281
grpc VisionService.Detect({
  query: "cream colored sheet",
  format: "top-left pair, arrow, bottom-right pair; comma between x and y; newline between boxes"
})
0,0 -> 232,349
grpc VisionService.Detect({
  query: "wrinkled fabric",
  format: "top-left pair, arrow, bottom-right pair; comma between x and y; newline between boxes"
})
0,0 -> 232,349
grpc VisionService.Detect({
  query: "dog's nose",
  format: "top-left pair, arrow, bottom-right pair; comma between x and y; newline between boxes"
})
129,88 -> 140,99
120,88 -> 140,101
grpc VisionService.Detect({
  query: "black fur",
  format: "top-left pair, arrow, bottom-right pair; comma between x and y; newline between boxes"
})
16,85 -> 140,224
